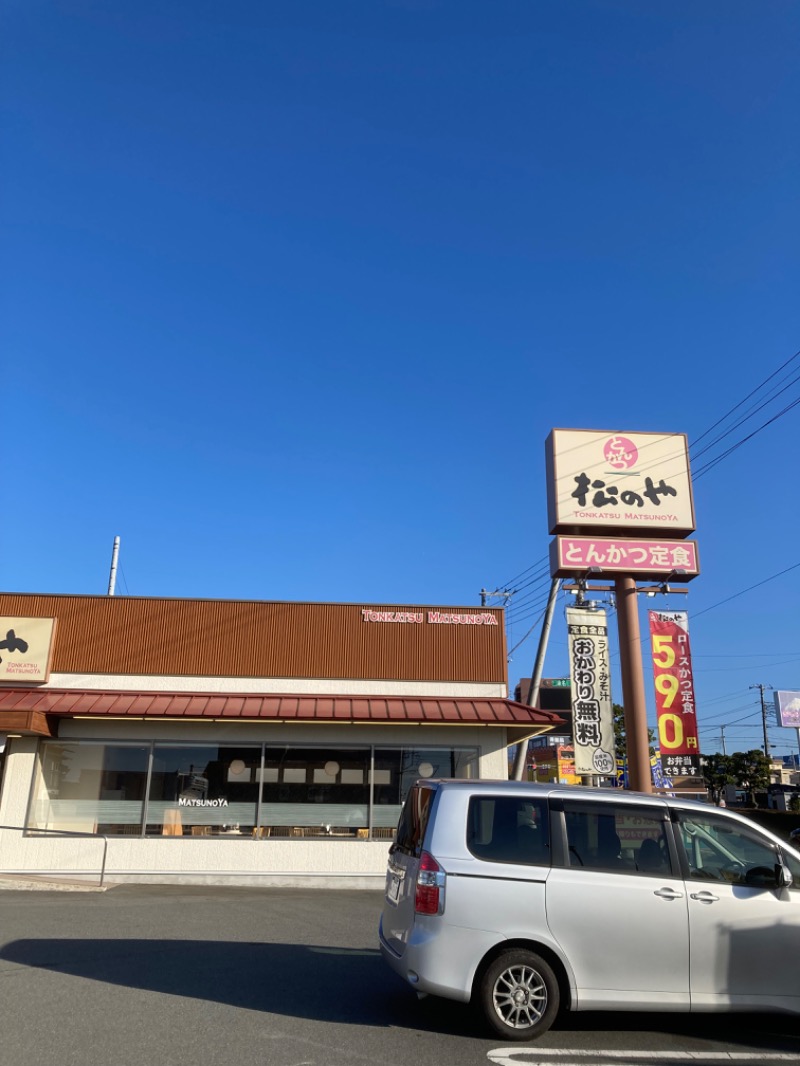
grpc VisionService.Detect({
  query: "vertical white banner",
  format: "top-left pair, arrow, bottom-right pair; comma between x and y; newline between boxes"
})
567,606 -> 615,777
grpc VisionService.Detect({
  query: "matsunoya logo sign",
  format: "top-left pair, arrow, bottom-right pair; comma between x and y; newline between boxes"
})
361,609 -> 498,626
546,429 -> 695,538
0,617 -> 56,683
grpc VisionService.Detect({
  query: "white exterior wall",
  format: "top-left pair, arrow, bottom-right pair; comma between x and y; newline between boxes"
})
49,673 -> 507,697
0,723 -> 510,887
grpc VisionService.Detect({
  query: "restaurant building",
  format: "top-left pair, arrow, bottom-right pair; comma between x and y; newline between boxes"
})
0,593 -> 558,887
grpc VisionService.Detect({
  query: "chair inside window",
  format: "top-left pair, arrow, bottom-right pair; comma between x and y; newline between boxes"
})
162,810 -> 183,836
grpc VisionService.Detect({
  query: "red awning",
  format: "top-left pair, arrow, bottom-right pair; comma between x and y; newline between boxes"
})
0,687 -> 561,735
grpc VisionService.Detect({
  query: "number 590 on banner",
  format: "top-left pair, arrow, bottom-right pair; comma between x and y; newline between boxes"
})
648,611 -> 702,778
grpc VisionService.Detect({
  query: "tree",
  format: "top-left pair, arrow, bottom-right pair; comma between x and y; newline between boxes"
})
702,753 -> 735,805
729,749 -> 772,807
613,703 -> 656,762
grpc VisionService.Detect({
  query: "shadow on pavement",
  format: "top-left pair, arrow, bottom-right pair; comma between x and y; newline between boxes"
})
0,937 -> 486,1036
1,937 -> 798,1050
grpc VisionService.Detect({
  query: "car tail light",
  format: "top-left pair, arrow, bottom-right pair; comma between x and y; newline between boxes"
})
415,850 -> 445,915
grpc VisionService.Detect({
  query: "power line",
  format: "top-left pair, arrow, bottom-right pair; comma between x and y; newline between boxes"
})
692,561 -> 800,618
692,394 -> 800,480
494,555 -> 549,592
506,605 -> 550,659
690,367 -> 800,463
505,584 -> 553,617
690,347 -> 800,449
693,652 -> 800,657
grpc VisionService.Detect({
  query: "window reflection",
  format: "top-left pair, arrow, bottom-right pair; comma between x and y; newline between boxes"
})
28,742 -> 149,836
372,748 -> 478,838
27,740 -> 480,841
147,745 -> 260,836
260,747 -> 369,838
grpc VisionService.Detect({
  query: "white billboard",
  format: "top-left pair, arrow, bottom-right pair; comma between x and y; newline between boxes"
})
774,691 -> 800,728
546,429 -> 695,538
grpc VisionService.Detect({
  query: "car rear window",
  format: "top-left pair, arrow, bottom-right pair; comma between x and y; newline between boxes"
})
467,795 -> 550,866
394,784 -> 434,855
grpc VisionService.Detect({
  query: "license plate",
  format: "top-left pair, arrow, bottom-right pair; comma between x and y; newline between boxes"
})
389,874 -> 401,901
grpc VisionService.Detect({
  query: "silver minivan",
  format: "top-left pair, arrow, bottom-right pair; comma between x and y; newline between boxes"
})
379,779 -> 800,1040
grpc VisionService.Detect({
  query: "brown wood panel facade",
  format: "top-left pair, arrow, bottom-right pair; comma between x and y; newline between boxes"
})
0,594 -> 507,684
0,708 -> 56,736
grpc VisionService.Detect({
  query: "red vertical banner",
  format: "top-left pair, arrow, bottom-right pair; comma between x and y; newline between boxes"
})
648,611 -> 702,780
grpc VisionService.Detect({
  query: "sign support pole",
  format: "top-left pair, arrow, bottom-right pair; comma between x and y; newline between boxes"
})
615,575 -> 652,793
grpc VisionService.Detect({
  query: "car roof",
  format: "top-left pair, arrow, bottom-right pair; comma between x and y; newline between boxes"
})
417,778 -> 669,805
415,778 -> 737,815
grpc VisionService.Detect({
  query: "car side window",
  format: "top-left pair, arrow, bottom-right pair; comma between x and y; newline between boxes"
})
562,801 -> 672,876
467,796 -> 550,866
675,810 -> 781,886
394,785 -> 434,856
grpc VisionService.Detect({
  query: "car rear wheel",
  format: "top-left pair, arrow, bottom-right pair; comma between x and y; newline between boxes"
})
478,949 -> 559,1041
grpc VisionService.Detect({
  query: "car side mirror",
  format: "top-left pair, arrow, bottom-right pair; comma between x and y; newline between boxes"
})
777,863 -> 793,888
744,865 -> 779,888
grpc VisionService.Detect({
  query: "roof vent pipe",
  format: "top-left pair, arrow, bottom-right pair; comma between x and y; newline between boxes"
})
107,536 -> 120,596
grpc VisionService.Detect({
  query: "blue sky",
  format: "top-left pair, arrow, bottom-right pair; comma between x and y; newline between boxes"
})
2,2 -> 799,758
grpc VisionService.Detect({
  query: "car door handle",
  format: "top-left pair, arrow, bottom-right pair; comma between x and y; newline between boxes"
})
690,891 -> 719,903
654,888 -> 684,900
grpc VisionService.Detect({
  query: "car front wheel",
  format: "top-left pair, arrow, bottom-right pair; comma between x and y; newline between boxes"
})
478,949 -> 560,1041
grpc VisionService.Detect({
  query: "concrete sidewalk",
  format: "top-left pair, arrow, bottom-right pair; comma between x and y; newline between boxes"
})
0,872 -> 109,891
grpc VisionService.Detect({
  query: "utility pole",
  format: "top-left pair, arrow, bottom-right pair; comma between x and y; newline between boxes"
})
750,683 -> 773,758
481,588 -> 514,608
719,725 -> 727,756
512,578 -> 560,781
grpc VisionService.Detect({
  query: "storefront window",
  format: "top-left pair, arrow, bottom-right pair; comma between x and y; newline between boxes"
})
28,742 -> 149,836
26,740 -> 481,841
260,747 -> 369,839
146,745 -> 260,837
372,747 -> 478,837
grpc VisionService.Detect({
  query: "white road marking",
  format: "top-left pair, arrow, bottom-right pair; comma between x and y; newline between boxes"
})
487,1051 -> 800,1066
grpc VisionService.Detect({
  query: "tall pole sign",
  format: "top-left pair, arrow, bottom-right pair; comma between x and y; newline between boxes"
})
546,429 -> 700,794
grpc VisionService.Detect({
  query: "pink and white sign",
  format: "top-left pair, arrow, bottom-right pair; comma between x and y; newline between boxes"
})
774,691 -> 800,728
546,429 -> 696,537
550,536 -> 699,579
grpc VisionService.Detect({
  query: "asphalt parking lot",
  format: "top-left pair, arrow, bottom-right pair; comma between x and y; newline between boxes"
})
0,883 -> 798,1066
